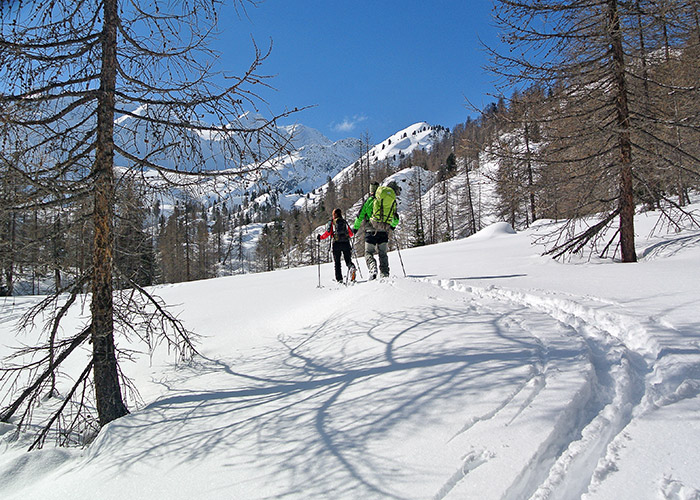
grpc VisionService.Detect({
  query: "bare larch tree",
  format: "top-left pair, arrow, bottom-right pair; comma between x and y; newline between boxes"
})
487,0 -> 700,261
1,0 -> 298,447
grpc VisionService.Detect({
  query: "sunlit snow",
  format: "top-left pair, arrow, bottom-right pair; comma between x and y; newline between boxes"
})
1,202 -> 699,499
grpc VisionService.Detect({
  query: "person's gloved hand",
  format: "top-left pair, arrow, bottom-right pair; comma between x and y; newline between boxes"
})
317,234 -> 321,241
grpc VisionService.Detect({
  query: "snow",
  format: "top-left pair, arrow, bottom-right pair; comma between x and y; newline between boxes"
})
469,221 -> 517,239
2,203 -> 700,499
113,108 -> 365,213
294,122 -> 443,211
369,122 -> 442,164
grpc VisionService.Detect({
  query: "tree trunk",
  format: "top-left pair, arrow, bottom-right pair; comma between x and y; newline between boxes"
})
416,170 -> 425,239
464,160 -> 477,235
6,212 -> 16,296
53,216 -> 62,292
92,0 -> 128,425
444,179 -> 452,240
694,0 -> 700,44
609,0 -> 637,262
524,121 -> 537,225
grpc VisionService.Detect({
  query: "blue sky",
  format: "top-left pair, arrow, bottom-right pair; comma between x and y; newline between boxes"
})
216,1 -> 500,142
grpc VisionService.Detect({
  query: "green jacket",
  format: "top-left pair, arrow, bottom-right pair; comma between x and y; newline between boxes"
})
353,196 -> 399,232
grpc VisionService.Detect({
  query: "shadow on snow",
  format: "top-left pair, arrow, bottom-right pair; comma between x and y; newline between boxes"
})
95,303 -> 583,499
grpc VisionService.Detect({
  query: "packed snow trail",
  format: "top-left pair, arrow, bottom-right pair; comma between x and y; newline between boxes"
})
425,279 -> 648,499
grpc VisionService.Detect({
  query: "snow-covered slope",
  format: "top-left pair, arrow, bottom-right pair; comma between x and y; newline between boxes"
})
393,151 -> 500,243
114,109 -> 363,208
2,201 -> 699,499
262,135 -> 362,200
132,119 -> 445,224
368,121 -> 446,164
293,122 -> 446,211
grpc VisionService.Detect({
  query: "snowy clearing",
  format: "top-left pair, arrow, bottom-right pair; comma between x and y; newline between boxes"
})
1,205 -> 700,499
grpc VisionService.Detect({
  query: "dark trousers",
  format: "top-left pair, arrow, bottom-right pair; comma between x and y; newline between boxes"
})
332,241 -> 353,281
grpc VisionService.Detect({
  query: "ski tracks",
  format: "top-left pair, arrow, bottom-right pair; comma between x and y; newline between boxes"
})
418,277 -> 671,500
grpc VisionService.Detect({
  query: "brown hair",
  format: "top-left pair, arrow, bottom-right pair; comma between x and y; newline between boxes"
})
332,208 -> 342,219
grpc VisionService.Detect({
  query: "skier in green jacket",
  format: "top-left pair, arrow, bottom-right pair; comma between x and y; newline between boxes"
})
353,181 -> 400,279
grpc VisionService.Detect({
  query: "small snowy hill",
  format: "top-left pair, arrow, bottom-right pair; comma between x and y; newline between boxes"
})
2,201 -> 700,499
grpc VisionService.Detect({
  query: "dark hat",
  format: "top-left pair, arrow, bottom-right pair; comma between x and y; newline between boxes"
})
369,181 -> 379,194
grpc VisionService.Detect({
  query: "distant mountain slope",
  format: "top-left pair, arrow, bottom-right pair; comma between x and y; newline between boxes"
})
293,122 -> 446,212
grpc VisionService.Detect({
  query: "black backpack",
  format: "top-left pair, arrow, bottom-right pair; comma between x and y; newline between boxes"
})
332,217 -> 350,242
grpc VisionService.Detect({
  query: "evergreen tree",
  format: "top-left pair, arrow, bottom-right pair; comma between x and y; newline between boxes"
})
115,180 -> 155,287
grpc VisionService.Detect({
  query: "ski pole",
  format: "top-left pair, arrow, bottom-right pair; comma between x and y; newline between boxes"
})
393,232 -> 407,277
317,236 -> 322,288
350,234 -> 364,279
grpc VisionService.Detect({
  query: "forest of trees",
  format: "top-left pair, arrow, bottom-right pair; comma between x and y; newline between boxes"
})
487,0 -> 700,260
1,0 -> 699,447
3,0 -> 700,289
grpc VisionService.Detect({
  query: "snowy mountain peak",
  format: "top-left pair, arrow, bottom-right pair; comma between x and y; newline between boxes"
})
279,124 -> 333,149
112,107 -> 446,226
365,122 -> 445,164
292,122 -> 445,211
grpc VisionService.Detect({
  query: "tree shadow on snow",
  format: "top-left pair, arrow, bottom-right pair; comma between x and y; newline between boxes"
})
94,304 -> 583,499
450,274 -> 527,281
640,233 -> 700,260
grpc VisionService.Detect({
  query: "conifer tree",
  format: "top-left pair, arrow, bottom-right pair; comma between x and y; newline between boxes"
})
488,0 -> 700,260
0,0 -> 298,446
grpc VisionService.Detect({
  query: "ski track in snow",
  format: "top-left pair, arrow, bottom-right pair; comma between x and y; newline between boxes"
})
432,449 -> 494,500
417,277 -> 669,500
659,475 -> 700,500
446,363 -> 545,442
368,277 -> 592,500
317,275 -> 674,499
